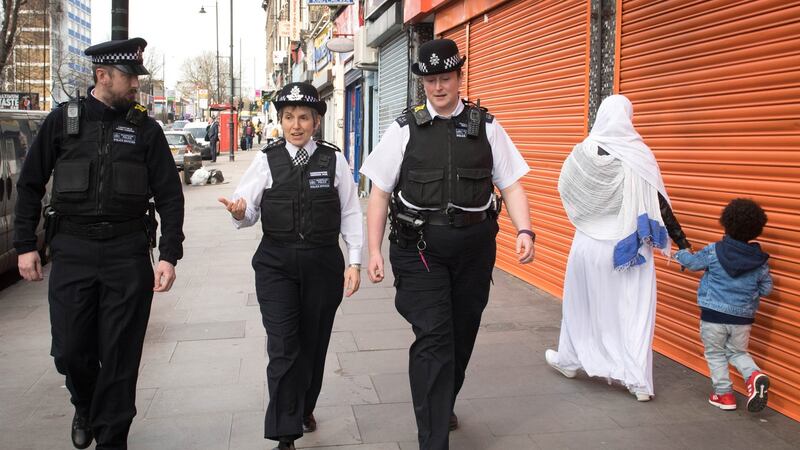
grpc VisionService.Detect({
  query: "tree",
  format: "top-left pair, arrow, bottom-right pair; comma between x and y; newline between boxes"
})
139,46 -> 164,98
0,0 -> 28,87
178,51 -> 228,103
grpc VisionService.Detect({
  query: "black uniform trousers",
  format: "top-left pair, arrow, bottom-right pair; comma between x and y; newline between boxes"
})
252,240 -> 345,442
390,218 -> 498,450
48,231 -> 154,450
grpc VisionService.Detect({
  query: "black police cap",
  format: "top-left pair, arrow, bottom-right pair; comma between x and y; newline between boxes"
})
411,39 -> 466,76
272,82 -> 327,116
84,37 -> 149,75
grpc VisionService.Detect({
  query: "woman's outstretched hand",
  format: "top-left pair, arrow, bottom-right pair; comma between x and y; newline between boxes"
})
218,197 -> 247,221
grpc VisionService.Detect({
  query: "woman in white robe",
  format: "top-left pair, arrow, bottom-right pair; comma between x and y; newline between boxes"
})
546,95 -> 690,400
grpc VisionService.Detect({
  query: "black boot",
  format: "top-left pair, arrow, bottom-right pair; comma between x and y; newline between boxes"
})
71,411 -> 93,449
302,413 -> 317,433
272,441 -> 295,450
449,413 -> 459,431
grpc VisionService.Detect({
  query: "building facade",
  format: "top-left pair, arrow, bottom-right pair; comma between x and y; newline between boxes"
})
4,0 -> 92,110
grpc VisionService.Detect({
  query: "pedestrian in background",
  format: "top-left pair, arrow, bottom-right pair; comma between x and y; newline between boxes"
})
548,94 -> 690,401
219,82 -> 363,450
208,116 -> 219,162
256,118 -> 263,145
14,37 -> 185,450
267,118 -> 280,142
360,38 -> 535,450
245,120 -> 255,150
676,198 -> 772,412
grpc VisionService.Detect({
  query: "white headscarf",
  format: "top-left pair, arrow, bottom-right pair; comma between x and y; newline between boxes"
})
584,95 -> 669,203
559,94 -> 670,269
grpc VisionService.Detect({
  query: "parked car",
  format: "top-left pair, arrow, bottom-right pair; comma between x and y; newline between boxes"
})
164,131 -> 199,170
0,109 -> 49,275
182,122 -> 213,160
171,120 -> 189,131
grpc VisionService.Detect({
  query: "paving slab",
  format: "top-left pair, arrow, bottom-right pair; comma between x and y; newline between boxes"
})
468,393 -> 621,436
337,349 -> 409,376
128,413 -> 232,450
353,329 -> 415,351
137,359 -> 241,389
146,383 -> 264,418
158,320 -> 246,342
315,374 -> 381,407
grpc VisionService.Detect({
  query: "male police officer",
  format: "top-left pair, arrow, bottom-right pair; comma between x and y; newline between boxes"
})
15,37 -> 184,450
360,39 -> 535,450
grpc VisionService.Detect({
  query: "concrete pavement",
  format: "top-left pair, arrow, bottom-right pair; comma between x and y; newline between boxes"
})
1,149 -> 798,449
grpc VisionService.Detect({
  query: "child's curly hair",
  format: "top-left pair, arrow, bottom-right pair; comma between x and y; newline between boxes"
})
720,198 -> 767,242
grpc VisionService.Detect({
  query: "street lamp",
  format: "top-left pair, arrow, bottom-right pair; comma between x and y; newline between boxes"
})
198,2 -> 220,104
228,0 -> 235,161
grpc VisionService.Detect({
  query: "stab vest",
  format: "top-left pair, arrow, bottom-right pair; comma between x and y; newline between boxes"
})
395,102 -> 493,210
50,101 -> 151,218
260,139 -> 341,247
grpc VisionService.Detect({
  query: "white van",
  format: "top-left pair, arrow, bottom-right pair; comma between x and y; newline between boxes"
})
0,109 -> 49,274
182,121 -> 213,160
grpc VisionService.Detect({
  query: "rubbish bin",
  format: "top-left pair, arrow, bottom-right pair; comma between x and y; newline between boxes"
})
183,153 -> 202,185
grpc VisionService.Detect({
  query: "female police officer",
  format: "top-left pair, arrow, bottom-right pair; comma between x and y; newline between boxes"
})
360,39 -> 535,450
219,82 -> 362,450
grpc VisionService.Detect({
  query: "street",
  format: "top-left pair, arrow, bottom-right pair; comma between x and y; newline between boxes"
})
0,151 -> 798,450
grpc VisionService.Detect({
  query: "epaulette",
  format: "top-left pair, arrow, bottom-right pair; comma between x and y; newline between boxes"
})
484,112 -> 494,123
395,114 -> 409,127
315,139 -> 341,152
409,104 -> 432,126
125,102 -> 148,126
461,98 -> 489,113
261,138 -> 286,153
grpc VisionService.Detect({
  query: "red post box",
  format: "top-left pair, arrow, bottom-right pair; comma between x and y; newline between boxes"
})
219,110 -> 239,155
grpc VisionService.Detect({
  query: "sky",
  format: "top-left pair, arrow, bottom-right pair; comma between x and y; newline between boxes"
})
92,0 -> 267,98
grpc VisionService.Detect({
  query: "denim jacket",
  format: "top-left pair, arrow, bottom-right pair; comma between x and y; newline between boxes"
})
675,240 -> 772,318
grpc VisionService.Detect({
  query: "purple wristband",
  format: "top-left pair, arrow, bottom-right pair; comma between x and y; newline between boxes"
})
517,229 -> 536,241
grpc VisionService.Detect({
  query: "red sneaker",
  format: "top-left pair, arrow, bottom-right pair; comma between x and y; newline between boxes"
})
746,371 -> 770,412
709,392 -> 737,410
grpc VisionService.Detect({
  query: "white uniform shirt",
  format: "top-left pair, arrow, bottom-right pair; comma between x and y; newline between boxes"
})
359,99 -> 529,211
231,140 -> 363,264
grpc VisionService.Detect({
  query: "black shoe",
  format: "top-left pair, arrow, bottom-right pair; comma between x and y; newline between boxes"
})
303,413 -> 317,433
272,441 -> 295,450
71,412 -> 93,449
449,413 -> 459,431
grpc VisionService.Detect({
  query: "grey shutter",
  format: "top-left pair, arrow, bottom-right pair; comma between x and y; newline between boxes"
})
377,32 -> 409,140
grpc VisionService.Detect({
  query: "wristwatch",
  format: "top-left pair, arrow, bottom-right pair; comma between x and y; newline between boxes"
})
349,263 -> 361,270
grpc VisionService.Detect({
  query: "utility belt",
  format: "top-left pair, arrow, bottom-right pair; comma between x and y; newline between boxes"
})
58,217 -> 146,240
43,204 -> 157,265
424,210 -> 489,227
388,195 -> 502,253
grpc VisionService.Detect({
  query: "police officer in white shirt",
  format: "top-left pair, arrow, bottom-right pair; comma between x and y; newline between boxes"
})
219,82 -> 363,450
360,39 -> 535,450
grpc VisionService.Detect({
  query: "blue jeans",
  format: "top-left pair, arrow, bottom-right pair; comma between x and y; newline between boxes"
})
700,321 -> 760,394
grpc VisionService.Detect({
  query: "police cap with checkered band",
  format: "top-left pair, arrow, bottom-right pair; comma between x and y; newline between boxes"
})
84,37 -> 149,76
272,82 -> 327,116
411,39 -> 466,76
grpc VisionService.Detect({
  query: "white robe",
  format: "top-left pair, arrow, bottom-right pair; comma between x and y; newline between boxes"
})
554,230 -> 657,395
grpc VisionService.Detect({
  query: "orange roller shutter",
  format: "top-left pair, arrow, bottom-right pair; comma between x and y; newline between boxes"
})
618,0 -> 800,421
458,0 -> 590,298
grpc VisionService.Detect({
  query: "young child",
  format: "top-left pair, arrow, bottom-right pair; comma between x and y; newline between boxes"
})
675,198 -> 773,412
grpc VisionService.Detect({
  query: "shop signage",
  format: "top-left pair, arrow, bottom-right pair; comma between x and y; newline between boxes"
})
0,92 -> 39,110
